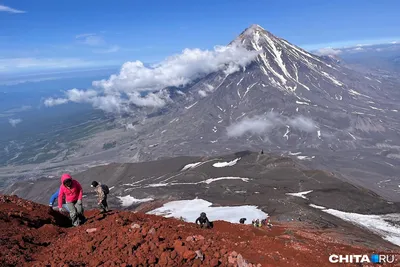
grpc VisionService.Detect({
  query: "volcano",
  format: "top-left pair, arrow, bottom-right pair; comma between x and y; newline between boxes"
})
114,24 -> 400,201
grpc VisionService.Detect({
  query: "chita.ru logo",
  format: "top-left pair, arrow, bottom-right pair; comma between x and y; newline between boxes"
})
329,254 -> 396,264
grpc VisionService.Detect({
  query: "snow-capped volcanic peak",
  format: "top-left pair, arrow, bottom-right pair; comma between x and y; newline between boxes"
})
228,23 -> 346,95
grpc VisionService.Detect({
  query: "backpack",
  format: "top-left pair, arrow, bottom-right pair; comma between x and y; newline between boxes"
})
101,184 -> 109,195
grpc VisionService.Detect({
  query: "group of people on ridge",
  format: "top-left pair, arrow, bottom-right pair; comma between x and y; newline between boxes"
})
50,174 -> 269,230
239,217 -> 272,228
49,173 -> 109,227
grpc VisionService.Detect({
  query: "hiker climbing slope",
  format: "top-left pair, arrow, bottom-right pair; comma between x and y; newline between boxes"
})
58,174 -> 86,226
196,212 -> 213,228
49,189 -> 69,212
91,181 -> 109,213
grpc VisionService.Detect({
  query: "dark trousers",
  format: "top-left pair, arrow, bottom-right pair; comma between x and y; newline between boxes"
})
66,200 -> 85,226
99,195 -> 108,213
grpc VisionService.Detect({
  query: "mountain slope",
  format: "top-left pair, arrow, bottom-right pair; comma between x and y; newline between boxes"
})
119,25 -> 400,200
5,151 -> 400,250
2,24 -> 400,202
1,195 -> 400,267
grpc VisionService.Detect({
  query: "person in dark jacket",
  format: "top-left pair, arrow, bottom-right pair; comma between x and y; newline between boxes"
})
195,212 -> 213,228
239,218 -> 246,224
49,189 -> 70,212
91,181 -> 109,213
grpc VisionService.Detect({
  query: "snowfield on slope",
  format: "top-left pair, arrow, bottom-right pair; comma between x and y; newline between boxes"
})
286,190 -> 313,199
117,195 -> 154,207
181,162 -> 203,171
146,177 -> 250,187
147,198 -> 267,224
309,204 -> 400,247
212,158 -> 241,167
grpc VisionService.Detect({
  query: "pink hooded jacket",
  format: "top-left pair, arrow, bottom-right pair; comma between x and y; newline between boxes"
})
58,174 -> 83,208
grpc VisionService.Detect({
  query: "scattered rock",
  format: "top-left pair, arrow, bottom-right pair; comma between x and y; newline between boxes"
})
237,254 -> 247,267
230,251 -> 238,257
228,255 -> 236,264
183,250 -> 197,260
195,250 -> 204,261
195,235 -> 205,241
210,258 -> 220,267
130,223 -> 140,229
186,236 -> 195,242
2,195 -> 398,267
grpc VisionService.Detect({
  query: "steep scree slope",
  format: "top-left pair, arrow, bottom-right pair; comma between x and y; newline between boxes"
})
1,195 -> 399,267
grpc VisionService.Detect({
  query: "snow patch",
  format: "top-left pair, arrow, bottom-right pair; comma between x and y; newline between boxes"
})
296,101 -> 310,105
321,209 -> 400,247
317,130 -> 321,139
335,94 -> 343,101
349,89 -> 371,99
147,177 -> 250,188
185,101 -> 198,110
297,155 -> 315,160
181,162 -> 203,171
243,82 -> 257,98
237,77 -> 244,86
369,106 -> 384,111
283,126 -> 290,140
309,204 -> 326,210
348,132 -> 356,140
147,198 -> 267,224
203,177 -> 249,184
118,195 -> 154,207
286,190 -> 313,199
213,158 -> 240,168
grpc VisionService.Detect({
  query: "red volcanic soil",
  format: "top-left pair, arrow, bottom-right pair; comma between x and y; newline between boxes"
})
1,195 -> 399,267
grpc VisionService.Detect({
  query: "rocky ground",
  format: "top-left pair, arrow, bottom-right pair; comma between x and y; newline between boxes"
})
1,195 -> 399,267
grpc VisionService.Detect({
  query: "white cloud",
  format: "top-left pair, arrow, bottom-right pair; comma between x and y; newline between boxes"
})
76,33 -> 105,46
9,118 -> 22,127
0,57 -> 112,73
45,43 -> 258,113
44,98 -> 69,107
90,95 -> 126,113
198,90 -> 208,97
75,33 -> 96,38
227,114 -> 279,137
94,45 -> 120,54
287,115 -> 316,132
128,90 -> 171,108
5,105 -> 32,114
227,113 -> 317,138
315,47 -> 342,56
0,5 -> 25,13
65,88 -> 98,102
92,44 -> 259,94
198,83 -> 215,97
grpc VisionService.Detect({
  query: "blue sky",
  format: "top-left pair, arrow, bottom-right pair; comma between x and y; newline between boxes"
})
1,0 -> 399,73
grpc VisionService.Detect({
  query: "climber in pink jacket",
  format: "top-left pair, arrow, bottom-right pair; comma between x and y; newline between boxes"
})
58,173 -> 86,226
